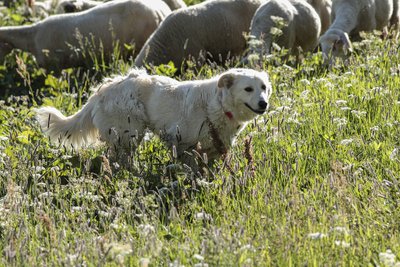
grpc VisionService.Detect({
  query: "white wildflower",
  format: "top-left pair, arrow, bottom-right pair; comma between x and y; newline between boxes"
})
48,148 -> 60,154
193,254 -> 204,261
169,259 -> 184,267
343,71 -> 354,76
98,210 -> 111,218
66,253 -> 79,265
138,224 -> 155,237
110,223 -> 127,231
246,53 -> 260,62
109,243 -> 132,256
332,227 -> 349,234
240,244 -> 255,252
300,79 -> 311,86
36,182 -> 47,188
276,106 -> 291,112
315,78 -> 327,84
0,136 -> 8,141
61,155 -> 73,160
334,240 -> 350,248
390,148 -> 399,161
300,90 -> 310,98
194,212 -> 212,222
287,117 -> 301,124
351,110 -> 367,119
324,81 -> 334,89
333,118 -> 347,128
71,206 -> 82,213
247,38 -> 263,48
340,139 -> 353,146
370,126 -> 380,133
278,83 -> 288,89
379,250 -> 399,267
270,27 -> 283,36
242,258 -> 253,266
32,166 -> 45,172
50,166 -> 60,172
38,192 -> 53,198
139,258 -> 150,267
335,100 -> 347,106
32,173 -> 42,179
268,110 -> 279,116
308,232 -> 327,239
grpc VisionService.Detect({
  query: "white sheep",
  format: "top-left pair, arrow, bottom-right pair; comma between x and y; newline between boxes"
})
319,0 -> 394,59
134,0 -> 265,70
0,0 -> 171,71
306,0 -> 332,34
390,0 -> 399,30
56,0 -> 186,14
246,0 -> 321,60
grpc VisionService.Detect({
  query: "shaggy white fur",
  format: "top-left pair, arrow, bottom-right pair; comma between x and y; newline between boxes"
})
36,68 -> 272,167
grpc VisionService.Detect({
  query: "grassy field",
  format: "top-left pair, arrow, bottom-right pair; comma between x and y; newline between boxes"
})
1,0 -> 400,266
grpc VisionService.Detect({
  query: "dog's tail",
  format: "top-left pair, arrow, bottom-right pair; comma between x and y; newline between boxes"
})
35,98 -> 99,149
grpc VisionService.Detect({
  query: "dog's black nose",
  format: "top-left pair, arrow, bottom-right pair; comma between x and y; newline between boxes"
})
258,100 -> 268,110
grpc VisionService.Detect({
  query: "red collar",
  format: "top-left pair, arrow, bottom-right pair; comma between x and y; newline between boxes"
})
225,111 -> 233,120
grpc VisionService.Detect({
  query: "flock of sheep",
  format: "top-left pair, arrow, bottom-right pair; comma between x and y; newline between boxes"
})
0,0 -> 399,72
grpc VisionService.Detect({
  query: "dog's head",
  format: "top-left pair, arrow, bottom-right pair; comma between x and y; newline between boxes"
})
218,68 -> 272,122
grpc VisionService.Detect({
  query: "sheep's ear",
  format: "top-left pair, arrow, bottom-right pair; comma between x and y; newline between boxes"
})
334,32 -> 353,54
218,73 -> 235,89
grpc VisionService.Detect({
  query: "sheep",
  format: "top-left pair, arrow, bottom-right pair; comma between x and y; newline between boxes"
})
56,0 -> 186,13
319,0 -> 394,59
246,0 -> 321,60
0,0 -> 171,71
306,0 -> 332,34
390,0 -> 399,30
134,0 -> 265,70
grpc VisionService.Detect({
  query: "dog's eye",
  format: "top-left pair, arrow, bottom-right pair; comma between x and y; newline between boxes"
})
244,87 -> 253,92
261,84 -> 266,90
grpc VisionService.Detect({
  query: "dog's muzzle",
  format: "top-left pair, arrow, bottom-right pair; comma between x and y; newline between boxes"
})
245,101 -> 268,115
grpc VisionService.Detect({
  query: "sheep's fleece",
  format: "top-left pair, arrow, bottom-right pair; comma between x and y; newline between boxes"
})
247,0 -> 321,56
56,0 -> 186,13
320,0 -> 395,57
0,0 -> 171,70
134,0 -> 265,70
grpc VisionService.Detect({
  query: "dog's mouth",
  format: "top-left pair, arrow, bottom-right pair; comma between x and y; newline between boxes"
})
245,103 -> 266,115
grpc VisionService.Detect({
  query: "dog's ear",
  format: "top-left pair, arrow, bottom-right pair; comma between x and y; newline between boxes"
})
218,73 -> 235,89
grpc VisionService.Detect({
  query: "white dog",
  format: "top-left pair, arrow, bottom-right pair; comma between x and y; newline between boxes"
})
36,68 -> 271,167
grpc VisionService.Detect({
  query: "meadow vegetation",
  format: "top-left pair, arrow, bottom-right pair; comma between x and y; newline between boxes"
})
0,0 -> 399,266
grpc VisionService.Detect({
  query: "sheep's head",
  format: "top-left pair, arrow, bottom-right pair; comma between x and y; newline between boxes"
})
319,29 -> 352,63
